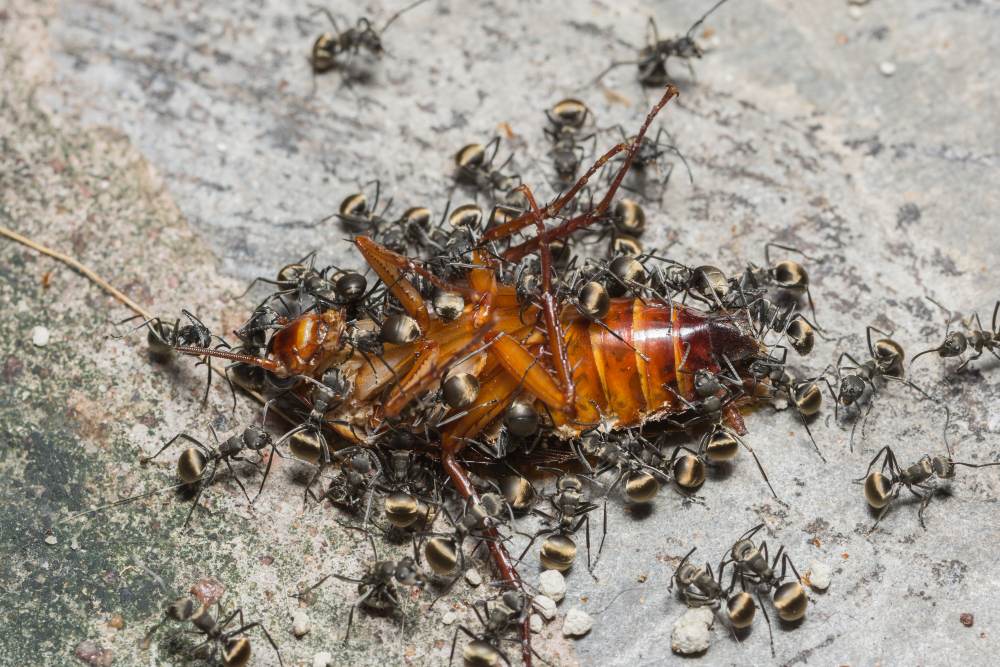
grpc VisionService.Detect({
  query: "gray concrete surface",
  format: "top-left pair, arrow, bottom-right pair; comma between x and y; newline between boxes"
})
2,0 -> 999,665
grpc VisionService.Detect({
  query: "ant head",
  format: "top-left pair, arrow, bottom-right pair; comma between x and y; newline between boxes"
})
839,374 -> 866,404
931,456 -> 956,479
674,36 -> 704,59
241,425 -> 272,452
693,368 -> 722,398
730,538 -> 757,563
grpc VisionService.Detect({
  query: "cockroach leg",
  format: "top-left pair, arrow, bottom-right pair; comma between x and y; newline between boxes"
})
356,236 -> 432,331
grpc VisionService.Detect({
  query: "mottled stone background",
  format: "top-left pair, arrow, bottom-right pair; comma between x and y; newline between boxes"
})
1,0 -> 999,665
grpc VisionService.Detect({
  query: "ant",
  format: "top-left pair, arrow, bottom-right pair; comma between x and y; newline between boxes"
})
454,137 -> 522,198
142,592 -> 282,667
259,371 -> 352,503
594,0 -> 732,87
911,298 -> 1000,371
294,525 -> 424,642
672,547 -> 757,633
859,411 -> 1000,531
579,429 -> 666,505
450,590 -> 534,667
747,348 -> 832,462
518,470 -> 602,574
421,492 -> 515,589
139,424 -> 273,527
832,326 -> 933,450
307,0 -> 430,82
313,448 -> 383,521
544,98 -> 596,189
726,523 -> 808,655
130,310 -> 232,403
735,242 -> 822,328
663,422 -> 779,499
605,126 -> 691,203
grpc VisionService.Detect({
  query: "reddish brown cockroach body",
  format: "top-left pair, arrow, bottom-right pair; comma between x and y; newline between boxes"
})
174,85 -> 765,666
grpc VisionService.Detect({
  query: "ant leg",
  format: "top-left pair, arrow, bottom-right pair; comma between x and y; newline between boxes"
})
183,459 -> 220,528
383,339 -> 440,416
228,620 -> 283,667
140,433 -> 204,464
731,431 -> 779,499
756,590 -> 776,657
499,85 -> 680,262
222,457 -> 254,506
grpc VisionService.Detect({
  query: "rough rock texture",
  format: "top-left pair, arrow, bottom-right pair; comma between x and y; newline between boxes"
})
2,1 -> 999,666
670,607 -> 715,656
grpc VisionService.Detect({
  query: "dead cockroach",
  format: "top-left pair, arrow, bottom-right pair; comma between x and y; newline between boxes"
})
593,0 -> 732,87
170,85 -> 778,665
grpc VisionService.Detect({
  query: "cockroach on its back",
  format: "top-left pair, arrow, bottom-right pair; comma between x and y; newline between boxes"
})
174,85 -> 772,666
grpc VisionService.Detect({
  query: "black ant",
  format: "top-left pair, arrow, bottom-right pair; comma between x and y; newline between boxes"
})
142,591 -> 282,667
605,126 -> 692,203
594,0 -> 732,87
859,411 -> 1000,531
450,591 -> 534,667
736,242 -> 822,328
294,524 -> 424,643
306,0 -> 430,81
139,424 -> 273,527
912,298 -> 1000,371
544,98 -> 596,189
747,348 -> 832,462
672,547 -> 757,633
454,137 -> 522,198
312,448 -> 383,521
726,523 -> 809,655
518,470 -> 602,574
832,326 -> 932,450
663,421 -> 779,499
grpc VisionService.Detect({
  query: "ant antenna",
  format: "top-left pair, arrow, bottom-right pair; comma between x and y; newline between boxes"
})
685,0 -> 733,40
382,0 -> 431,32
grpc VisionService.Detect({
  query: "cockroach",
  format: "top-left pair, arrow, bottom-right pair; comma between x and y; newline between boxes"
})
171,85 -> 774,666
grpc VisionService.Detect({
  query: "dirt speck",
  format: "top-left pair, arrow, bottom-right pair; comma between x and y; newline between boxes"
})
190,577 -> 226,606
74,640 -> 113,666
960,613 -> 974,627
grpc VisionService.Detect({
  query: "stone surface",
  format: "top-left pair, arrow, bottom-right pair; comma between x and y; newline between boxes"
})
292,609 -> 312,638
539,569 -> 567,603
807,559 -> 833,591
562,608 -> 594,638
671,607 -> 714,656
533,595 -> 558,621
2,1 -> 1000,666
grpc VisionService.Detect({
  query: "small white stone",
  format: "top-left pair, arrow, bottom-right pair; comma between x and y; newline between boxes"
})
292,610 -> 311,638
312,652 -> 333,667
538,569 -> 566,602
44,534 -> 58,545
879,61 -> 897,77
562,608 -> 593,637
671,607 -> 714,655
532,595 -> 557,620
441,611 -> 456,625
464,568 -> 482,587
848,6 -> 863,19
807,560 -> 833,591
530,614 -> 543,634
32,326 -> 50,347
70,538 -> 80,551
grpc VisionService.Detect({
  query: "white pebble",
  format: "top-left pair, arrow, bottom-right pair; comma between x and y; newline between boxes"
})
879,61 -> 897,77
313,652 -> 333,667
32,326 -> 50,347
848,6 -> 863,19
530,614 -> 543,634
562,608 -> 593,637
464,568 -> 482,587
292,610 -> 311,638
808,560 -> 833,591
671,607 -> 714,655
532,595 -> 557,620
441,611 -> 456,625
538,569 -> 566,602
44,534 -> 58,545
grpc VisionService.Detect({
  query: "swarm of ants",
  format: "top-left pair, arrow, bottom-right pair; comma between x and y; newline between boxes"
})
3,1 -> 999,665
